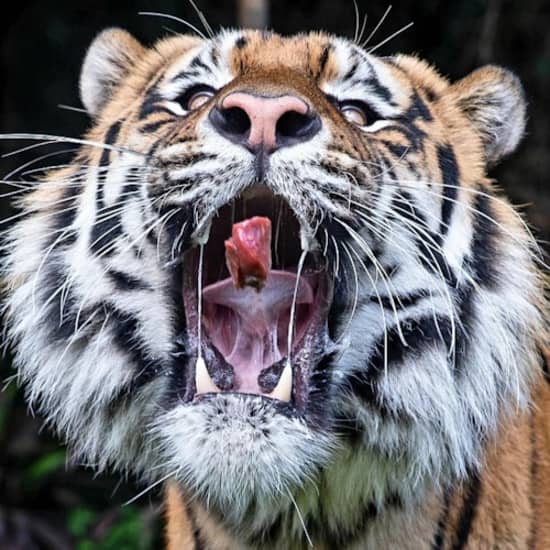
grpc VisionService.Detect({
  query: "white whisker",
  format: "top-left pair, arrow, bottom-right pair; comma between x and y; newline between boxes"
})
361,5 -> 392,48
138,11 -> 208,40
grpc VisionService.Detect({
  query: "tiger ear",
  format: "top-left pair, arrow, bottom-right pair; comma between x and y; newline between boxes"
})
449,65 -> 526,165
80,28 -> 146,117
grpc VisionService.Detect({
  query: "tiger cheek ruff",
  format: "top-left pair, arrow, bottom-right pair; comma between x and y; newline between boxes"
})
3,25 -> 549,550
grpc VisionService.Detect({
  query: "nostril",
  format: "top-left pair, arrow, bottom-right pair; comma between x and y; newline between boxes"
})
222,107 -> 251,134
209,106 -> 251,137
276,111 -> 321,144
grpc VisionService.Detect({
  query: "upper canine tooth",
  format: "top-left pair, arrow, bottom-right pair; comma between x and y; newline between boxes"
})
195,356 -> 221,394
268,361 -> 292,402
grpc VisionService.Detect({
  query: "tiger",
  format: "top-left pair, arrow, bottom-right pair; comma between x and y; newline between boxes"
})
2,22 -> 549,550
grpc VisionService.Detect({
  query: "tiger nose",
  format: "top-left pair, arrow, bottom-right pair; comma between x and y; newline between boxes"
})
208,92 -> 321,153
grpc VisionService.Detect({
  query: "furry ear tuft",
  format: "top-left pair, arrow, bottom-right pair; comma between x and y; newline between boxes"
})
450,65 -> 526,165
80,28 -> 145,117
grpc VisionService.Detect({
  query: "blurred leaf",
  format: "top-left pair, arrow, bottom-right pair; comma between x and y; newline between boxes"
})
100,508 -> 147,549
26,449 -> 66,483
69,507 -> 96,538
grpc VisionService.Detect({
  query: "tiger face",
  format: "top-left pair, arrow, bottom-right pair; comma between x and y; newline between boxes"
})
4,27 -> 544,540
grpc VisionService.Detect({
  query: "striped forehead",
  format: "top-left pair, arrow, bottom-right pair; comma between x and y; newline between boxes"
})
324,38 -> 413,117
159,30 -> 413,117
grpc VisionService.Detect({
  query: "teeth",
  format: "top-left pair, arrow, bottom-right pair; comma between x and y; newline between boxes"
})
267,361 -> 293,402
195,356 -> 221,395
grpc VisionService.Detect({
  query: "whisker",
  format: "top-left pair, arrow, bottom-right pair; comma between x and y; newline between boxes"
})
395,180 -> 546,268
352,0 -> 361,43
343,241 -> 390,376
335,241 -> 360,344
57,104 -> 88,114
287,249 -> 308,362
138,11 -> 208,39
123,470 -> 178,506
334,217 -> 406,344
0,133 -> 146,158
3,147 -> 79,181
396,179 -> 545,262
361,5 -> 392,48
359,208 -> 459,357
187,0 -> 215,38
1,139 -> 61,159
286,488 -> 313,548
366,21 -> 414,53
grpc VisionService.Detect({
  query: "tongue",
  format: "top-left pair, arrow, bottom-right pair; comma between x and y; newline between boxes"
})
224,216 -> 272,291
202,216 -> 313,393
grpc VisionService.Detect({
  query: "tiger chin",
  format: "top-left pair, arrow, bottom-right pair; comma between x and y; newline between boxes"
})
3,23 -> 549,550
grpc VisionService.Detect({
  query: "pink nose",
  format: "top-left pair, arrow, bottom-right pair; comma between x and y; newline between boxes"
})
209,92 -> 321,152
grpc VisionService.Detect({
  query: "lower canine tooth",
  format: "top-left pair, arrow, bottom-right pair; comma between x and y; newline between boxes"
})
195,356 -> 221,394
268,361 -> 292,402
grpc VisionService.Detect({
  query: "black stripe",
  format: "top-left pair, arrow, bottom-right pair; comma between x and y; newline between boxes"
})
365,289 -> 430,310
235,36 -> 248,49
451,471 -> 481,550
189,54 -> 211,72
186,503 -> 206,550
542,350 -> 550,384
92,121 -> 125,255
108,269 -> 150,291
139,92 -> 173,120
437,144 -> 459,237
247,512 -> 284,547
43,270 -> 80,340
358,75 -> 396,106
322,493 -> 403,548
453,282 -> 476,375
376,122 -> 425,150
99,120 -> 122,166
141,119 -> 172,133
304,350 -> 338,430
469,190 -> 498,288
391,192 -> 457,286
210,45 -> 219,67
406,91 -> 433,121
431,489 -> 452,550
90,181 -> 139,257
318,44 -> 331,77
343,61 -> 359,81
48,182 -> 80,248
90,203 -> 122,256
384,141 -> 408,158
350,315 -> 453,407
106,304 -> 162,387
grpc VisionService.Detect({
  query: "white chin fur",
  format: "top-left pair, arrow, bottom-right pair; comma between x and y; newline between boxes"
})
155,394 -> 335,524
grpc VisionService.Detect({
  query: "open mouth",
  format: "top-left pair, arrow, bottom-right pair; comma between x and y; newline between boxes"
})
181,185 -> 333,412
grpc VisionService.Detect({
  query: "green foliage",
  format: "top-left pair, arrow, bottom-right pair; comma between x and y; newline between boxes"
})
26,450 -> 67,485
70,506 -> 157,550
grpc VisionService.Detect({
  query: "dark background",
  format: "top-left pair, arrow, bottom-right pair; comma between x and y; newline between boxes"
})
1,1 -> 548,548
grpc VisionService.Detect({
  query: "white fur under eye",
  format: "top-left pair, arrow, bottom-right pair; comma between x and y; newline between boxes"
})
362,119 -> 392,133
164,101 -> 187,116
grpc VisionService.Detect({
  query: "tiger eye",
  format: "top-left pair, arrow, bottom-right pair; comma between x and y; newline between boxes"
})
341,105 -> 368,126
187,91 -> 214,111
